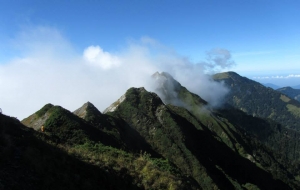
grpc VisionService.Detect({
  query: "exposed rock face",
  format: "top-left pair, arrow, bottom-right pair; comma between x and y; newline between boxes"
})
73,102 -> 89,118
103,94 -> 126,113
21,104 -> 53,131
73,101 -> 100,118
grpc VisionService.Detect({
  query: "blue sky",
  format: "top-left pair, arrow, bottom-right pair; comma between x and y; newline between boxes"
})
1,0 -> 300,118
1,1 -> 300,75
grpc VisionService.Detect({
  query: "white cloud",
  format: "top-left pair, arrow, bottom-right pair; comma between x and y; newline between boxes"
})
0,26 -> 231,119
286,74 -> 300,78
83,46 -> 121,69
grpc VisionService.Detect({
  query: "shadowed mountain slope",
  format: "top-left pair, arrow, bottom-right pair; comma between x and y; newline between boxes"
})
6,108 -> 195,190
0,113 -> 145,190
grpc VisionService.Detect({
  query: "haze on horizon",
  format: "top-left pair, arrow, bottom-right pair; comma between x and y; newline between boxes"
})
0,0 -> 299,119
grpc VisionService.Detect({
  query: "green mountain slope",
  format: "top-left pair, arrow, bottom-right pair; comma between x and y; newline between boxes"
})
213,72 -> 300,130
0,113 -> 143,190
212,72 -> 300,164
277,87 -> 300,102
105,87 -> 297,189
218,105 -> 300,160
209,71 -> 300,179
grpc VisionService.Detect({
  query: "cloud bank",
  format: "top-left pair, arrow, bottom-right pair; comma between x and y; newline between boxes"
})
0,26 -> 234,119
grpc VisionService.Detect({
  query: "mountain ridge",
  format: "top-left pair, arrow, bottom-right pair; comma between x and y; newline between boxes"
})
6,71 -> 300,189
105,87 -> 294,189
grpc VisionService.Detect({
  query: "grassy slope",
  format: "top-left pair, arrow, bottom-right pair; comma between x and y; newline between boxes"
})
213,72 -> 300,130
212,72 -> 300,163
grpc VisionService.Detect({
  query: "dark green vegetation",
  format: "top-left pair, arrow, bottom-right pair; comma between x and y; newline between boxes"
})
2,71 -> 300,189
213,71 -> 300,165
1,111 -> 193,189
2,114 -> 158,190
277,87 -> 300,102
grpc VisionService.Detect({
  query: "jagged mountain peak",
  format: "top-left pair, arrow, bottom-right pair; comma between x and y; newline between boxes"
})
152,71 -> 175,79
73,101 -> 101,119
151,71 -> 207,110
21,103 -> 56,130
125,87 -> 164,105
103,94 -> 126,114
152,71 -> 180,87
22,104 -> 86,132
104,87 -> 164,114
152,72 -> 181,97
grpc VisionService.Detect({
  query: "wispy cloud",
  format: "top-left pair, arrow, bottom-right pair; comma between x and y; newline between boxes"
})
253,74 -> 300,79
233,51 -> 275,57
204,48 -> 236,71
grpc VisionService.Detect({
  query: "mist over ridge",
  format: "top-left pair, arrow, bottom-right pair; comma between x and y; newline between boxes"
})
0,27 -> 234,119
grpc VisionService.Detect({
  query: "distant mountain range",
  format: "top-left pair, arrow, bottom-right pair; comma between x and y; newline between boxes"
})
261,83 -> 300,102
293,85 -> 300,89
1,71 -> 300,189
263,83 -> 281,89
262,83 -> 300,90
